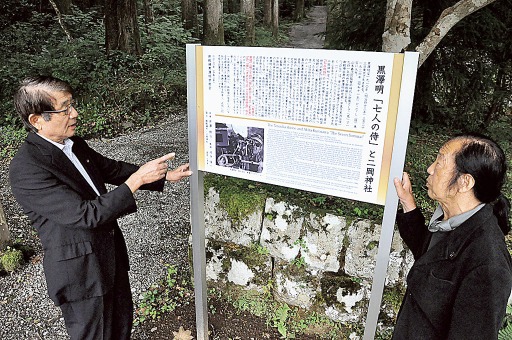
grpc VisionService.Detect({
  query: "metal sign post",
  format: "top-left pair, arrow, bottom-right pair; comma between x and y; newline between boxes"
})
186,44 -> 209,340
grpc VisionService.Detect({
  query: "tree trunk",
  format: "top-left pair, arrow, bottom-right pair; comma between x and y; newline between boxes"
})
203,0 -> 225,45
141,0 -> 154,37
241,0 -> 255,45
263,0 -> 272,27
415,0 -> 496,66
143,0 -> 154,25
271,0 -> 279,38
104,0 -> 142,56
381,0 -> 412,53
0,201 -> 10,250
182,0 -> 199,37
293,0 -> 305,22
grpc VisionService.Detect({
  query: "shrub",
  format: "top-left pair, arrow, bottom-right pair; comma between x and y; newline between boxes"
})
0,126 -> 26,159
1,246 -> 24,273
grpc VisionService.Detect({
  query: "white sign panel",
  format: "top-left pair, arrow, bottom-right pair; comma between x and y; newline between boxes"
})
195,46 -> 405,205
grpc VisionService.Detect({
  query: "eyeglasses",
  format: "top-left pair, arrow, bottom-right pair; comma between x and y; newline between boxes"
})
42,100 -> 75,115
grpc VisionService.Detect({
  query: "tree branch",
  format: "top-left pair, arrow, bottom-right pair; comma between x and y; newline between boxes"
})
415,0 -> 496,67
48,0 -> 73,42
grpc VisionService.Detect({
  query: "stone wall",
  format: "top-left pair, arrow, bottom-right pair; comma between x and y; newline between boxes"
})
202,187 -> 414,325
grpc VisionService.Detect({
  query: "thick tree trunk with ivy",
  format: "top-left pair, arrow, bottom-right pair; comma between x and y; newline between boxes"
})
384,0 -> 497,66
104,0 -> 142,56
0,201 -> 10,250
293,0 -> 305,21
182,0 -> 199,37
203,0 -> 225,45
241,0 -> 255,45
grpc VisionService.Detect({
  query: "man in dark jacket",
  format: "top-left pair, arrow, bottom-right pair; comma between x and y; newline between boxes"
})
9,76 -> 192,339
392,134 -> 512,339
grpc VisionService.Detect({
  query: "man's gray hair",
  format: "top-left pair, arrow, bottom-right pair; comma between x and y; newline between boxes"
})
14,76 -> 74,132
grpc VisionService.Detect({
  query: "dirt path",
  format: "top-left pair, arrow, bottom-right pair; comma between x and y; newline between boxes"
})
286,6 -> 327,49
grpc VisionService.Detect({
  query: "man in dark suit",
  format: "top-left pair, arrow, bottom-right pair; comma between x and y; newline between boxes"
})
9,76 -> 192,339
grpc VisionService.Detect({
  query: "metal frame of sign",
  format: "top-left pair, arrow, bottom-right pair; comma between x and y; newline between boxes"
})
186,44 -> 419,340
362,52 -> 419,340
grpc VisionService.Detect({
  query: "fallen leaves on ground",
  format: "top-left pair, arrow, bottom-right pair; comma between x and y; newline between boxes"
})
173,326 -> 193,340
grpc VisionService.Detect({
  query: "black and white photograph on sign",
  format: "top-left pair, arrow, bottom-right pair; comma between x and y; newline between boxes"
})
215,123 -> 264,173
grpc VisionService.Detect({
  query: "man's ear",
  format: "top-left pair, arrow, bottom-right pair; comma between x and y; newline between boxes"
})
28,114 -> 42,131
458,173 -> 475,193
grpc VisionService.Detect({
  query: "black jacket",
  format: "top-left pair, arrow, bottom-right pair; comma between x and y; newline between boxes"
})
392,205 -> 512,339
9,133 -> 164,305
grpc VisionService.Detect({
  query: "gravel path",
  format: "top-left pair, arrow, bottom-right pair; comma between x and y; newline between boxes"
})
0,113 -> 191,339
286,6 -> 326,49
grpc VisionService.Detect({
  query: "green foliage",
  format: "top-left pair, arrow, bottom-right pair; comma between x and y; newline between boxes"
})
223,288 -> 344,339
293,238 -> 308,251
204,175 -> 267,222
224,14 -> 247,46
251,242 -> 270,256
0,126 -> 27,159
205,172 -> 386,222
325,0 -> 385,51
291,256 -> 306,269
381,284 -> 406,320
134,264 -> 192,325
0,246 -> 24,273
273,304 -> 292,338
255,24 -> 291,47
413,1 -> 512,131
499,305 -> 512,340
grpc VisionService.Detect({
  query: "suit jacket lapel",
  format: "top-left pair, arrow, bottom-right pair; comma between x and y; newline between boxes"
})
71,139 -> 108,195
27,133 -> 100,198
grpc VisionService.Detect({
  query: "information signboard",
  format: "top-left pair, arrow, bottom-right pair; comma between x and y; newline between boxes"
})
187,44 -> 419,340
195,46 -> 406,205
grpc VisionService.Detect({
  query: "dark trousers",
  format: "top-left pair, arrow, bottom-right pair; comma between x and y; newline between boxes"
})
59,268 -> 133,340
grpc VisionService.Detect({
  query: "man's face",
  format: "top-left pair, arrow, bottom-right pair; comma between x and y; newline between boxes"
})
426,139 -> 463,204
33,91 -> 78,144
